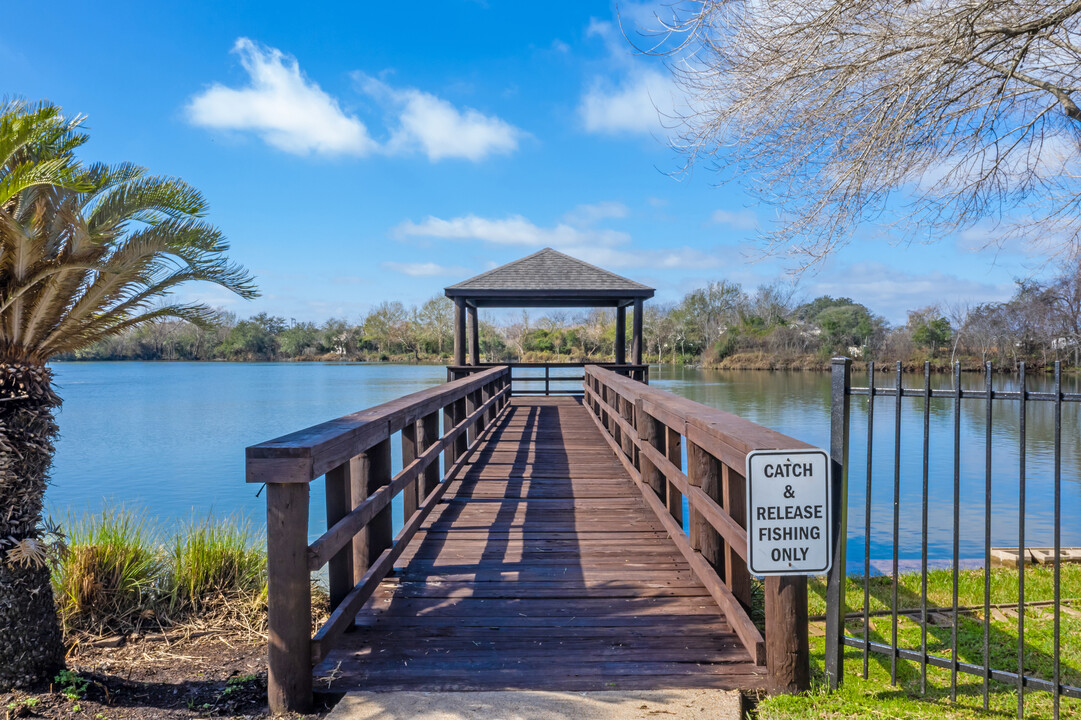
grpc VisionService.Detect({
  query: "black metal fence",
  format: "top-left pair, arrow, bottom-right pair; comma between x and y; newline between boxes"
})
823,357 -> 1080,719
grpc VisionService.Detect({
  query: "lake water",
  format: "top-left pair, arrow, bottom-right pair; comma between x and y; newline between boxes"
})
47,362 -> 1081,569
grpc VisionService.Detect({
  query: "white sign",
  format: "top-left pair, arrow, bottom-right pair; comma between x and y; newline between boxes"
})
745,448 -> 832,576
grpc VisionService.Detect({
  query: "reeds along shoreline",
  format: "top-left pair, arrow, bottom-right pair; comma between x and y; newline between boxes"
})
50,511 -> 270,638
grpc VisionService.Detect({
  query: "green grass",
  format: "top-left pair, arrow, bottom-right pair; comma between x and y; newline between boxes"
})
52,510 -> 163,635
757,565 -> 1081,719
50,510 -> 267,635
167,516 -> 265,614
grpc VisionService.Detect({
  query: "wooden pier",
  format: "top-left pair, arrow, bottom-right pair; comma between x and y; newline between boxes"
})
246,251 -> 809,712
318,395 -> 763,691
248,365 -> 811,712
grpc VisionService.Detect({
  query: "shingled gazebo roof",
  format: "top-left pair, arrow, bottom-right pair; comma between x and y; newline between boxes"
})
445,248 -> 654,308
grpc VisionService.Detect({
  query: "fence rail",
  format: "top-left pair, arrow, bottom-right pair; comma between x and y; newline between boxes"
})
824,358 -> 1079,719
246,365 -> 511,713
584,365 -> 811,692
448,362 -> 648,394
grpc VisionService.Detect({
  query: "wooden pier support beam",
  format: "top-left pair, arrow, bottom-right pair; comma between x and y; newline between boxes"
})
453,299 -> 466,367
615,306 -> 626,364
766,575 -> 810,694
632,298 -> 644,366
266,482 -> 312,714
468,305 -> 480,365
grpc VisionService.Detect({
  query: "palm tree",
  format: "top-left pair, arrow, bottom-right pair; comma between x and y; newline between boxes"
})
0,100 -> 256,689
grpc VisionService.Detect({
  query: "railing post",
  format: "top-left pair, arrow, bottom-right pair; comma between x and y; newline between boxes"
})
266,482 -> 312,714
325,463 -> 354,611
466,389 -> 478,446
825,356 -> 852,690
722,465 -> 752,611
454,396 -> 468,458
402,422 -> 419,520
690,442 -> 723,574
619,396 -> 635,466
635,400 -> 666,502
419,411 -> 440,499
545,365 -> 550,396
766,575 -> 810,693
665,427 -> 683,525
686,440 -> 706,552
356,438 -> 392,573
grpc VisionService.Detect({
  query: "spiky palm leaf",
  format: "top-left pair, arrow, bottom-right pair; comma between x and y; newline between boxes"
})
0,100 -> 257,689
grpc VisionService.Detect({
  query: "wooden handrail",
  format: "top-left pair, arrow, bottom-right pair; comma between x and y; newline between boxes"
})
250,365 -> 512,714
247,365 -> 509,484
583,365 -> 811,691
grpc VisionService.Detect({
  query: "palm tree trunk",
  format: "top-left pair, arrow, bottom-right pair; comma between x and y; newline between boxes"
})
0,362 -> 64,689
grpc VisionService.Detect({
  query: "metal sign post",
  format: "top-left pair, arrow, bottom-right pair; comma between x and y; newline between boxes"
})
745,448 -> 832,576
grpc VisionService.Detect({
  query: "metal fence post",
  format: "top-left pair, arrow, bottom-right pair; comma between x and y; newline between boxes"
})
824,356 -> 851,690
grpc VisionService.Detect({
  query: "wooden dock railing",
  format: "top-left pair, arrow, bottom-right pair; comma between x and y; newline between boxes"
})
583,365 -> 811,693
246,365 -> 511,712
448,362 -> 649,395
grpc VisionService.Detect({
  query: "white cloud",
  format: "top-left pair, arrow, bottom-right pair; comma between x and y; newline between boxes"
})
394,211 -> 717,270
580,67 -> 675,135
382,261 -> 469,277
711,209 -> 758,231
395,214 -> 630,248
356,75 -> 522,161
562,201 -> 629,226
188,38 -> 523,162
578,17 -> 682,135
187,38 -> 376,156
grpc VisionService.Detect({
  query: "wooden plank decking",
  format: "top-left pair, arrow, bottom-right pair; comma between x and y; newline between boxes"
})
317,396 -> 765,692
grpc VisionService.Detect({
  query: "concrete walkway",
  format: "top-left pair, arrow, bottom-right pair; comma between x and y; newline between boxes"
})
325,689 -> 744,720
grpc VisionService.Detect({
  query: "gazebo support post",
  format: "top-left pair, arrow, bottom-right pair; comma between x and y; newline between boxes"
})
453,299 -> 466,367
468,305 -> 480,365
615,306 -> 626,365
632,299 -> 643,366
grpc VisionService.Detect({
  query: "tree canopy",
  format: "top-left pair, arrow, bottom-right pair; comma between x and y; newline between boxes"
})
661,1 -> 1081,265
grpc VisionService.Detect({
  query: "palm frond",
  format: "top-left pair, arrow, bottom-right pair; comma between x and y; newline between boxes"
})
0,102 -> 257,363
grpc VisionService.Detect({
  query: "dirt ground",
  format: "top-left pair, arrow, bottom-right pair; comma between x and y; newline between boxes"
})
3,634 -> 336,720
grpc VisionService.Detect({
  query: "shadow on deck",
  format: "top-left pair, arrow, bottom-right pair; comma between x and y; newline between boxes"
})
316,397 -> 765,692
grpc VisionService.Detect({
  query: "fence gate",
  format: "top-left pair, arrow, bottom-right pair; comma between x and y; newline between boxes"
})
823,357 -> 1080,719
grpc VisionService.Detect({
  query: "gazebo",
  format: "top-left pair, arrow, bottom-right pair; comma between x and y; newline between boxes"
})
444,248 -> 655,370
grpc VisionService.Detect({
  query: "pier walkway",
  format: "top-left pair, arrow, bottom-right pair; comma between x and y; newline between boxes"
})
316,396 -> 762,692
249,364 -> 811,713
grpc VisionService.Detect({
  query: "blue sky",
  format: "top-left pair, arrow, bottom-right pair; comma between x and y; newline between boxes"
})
4,0 -> 1041,325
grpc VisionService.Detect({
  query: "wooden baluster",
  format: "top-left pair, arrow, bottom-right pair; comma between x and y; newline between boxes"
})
619,395 -> 636,468
419,411 -> 440,499
723,465 -> 753,611
443,401 -> 458,466
666,428 -> 684,527
355,438 -> 392,574
402,422 -> 419,521
692,445 -> 725,580
454,397 -> 468,458
325,462 -> 354,611
636,401 -> 665,502
466,389 -> 478,446
686,440 -> 710,554
266,482 -> 312,713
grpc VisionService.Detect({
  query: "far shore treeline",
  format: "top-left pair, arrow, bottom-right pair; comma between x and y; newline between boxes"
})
61,263 -> 1081,372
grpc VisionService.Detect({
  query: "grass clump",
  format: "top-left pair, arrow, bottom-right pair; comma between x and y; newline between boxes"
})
167,517 -> 265,613
52,510 -> 162,635
50,509 -> 268,638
